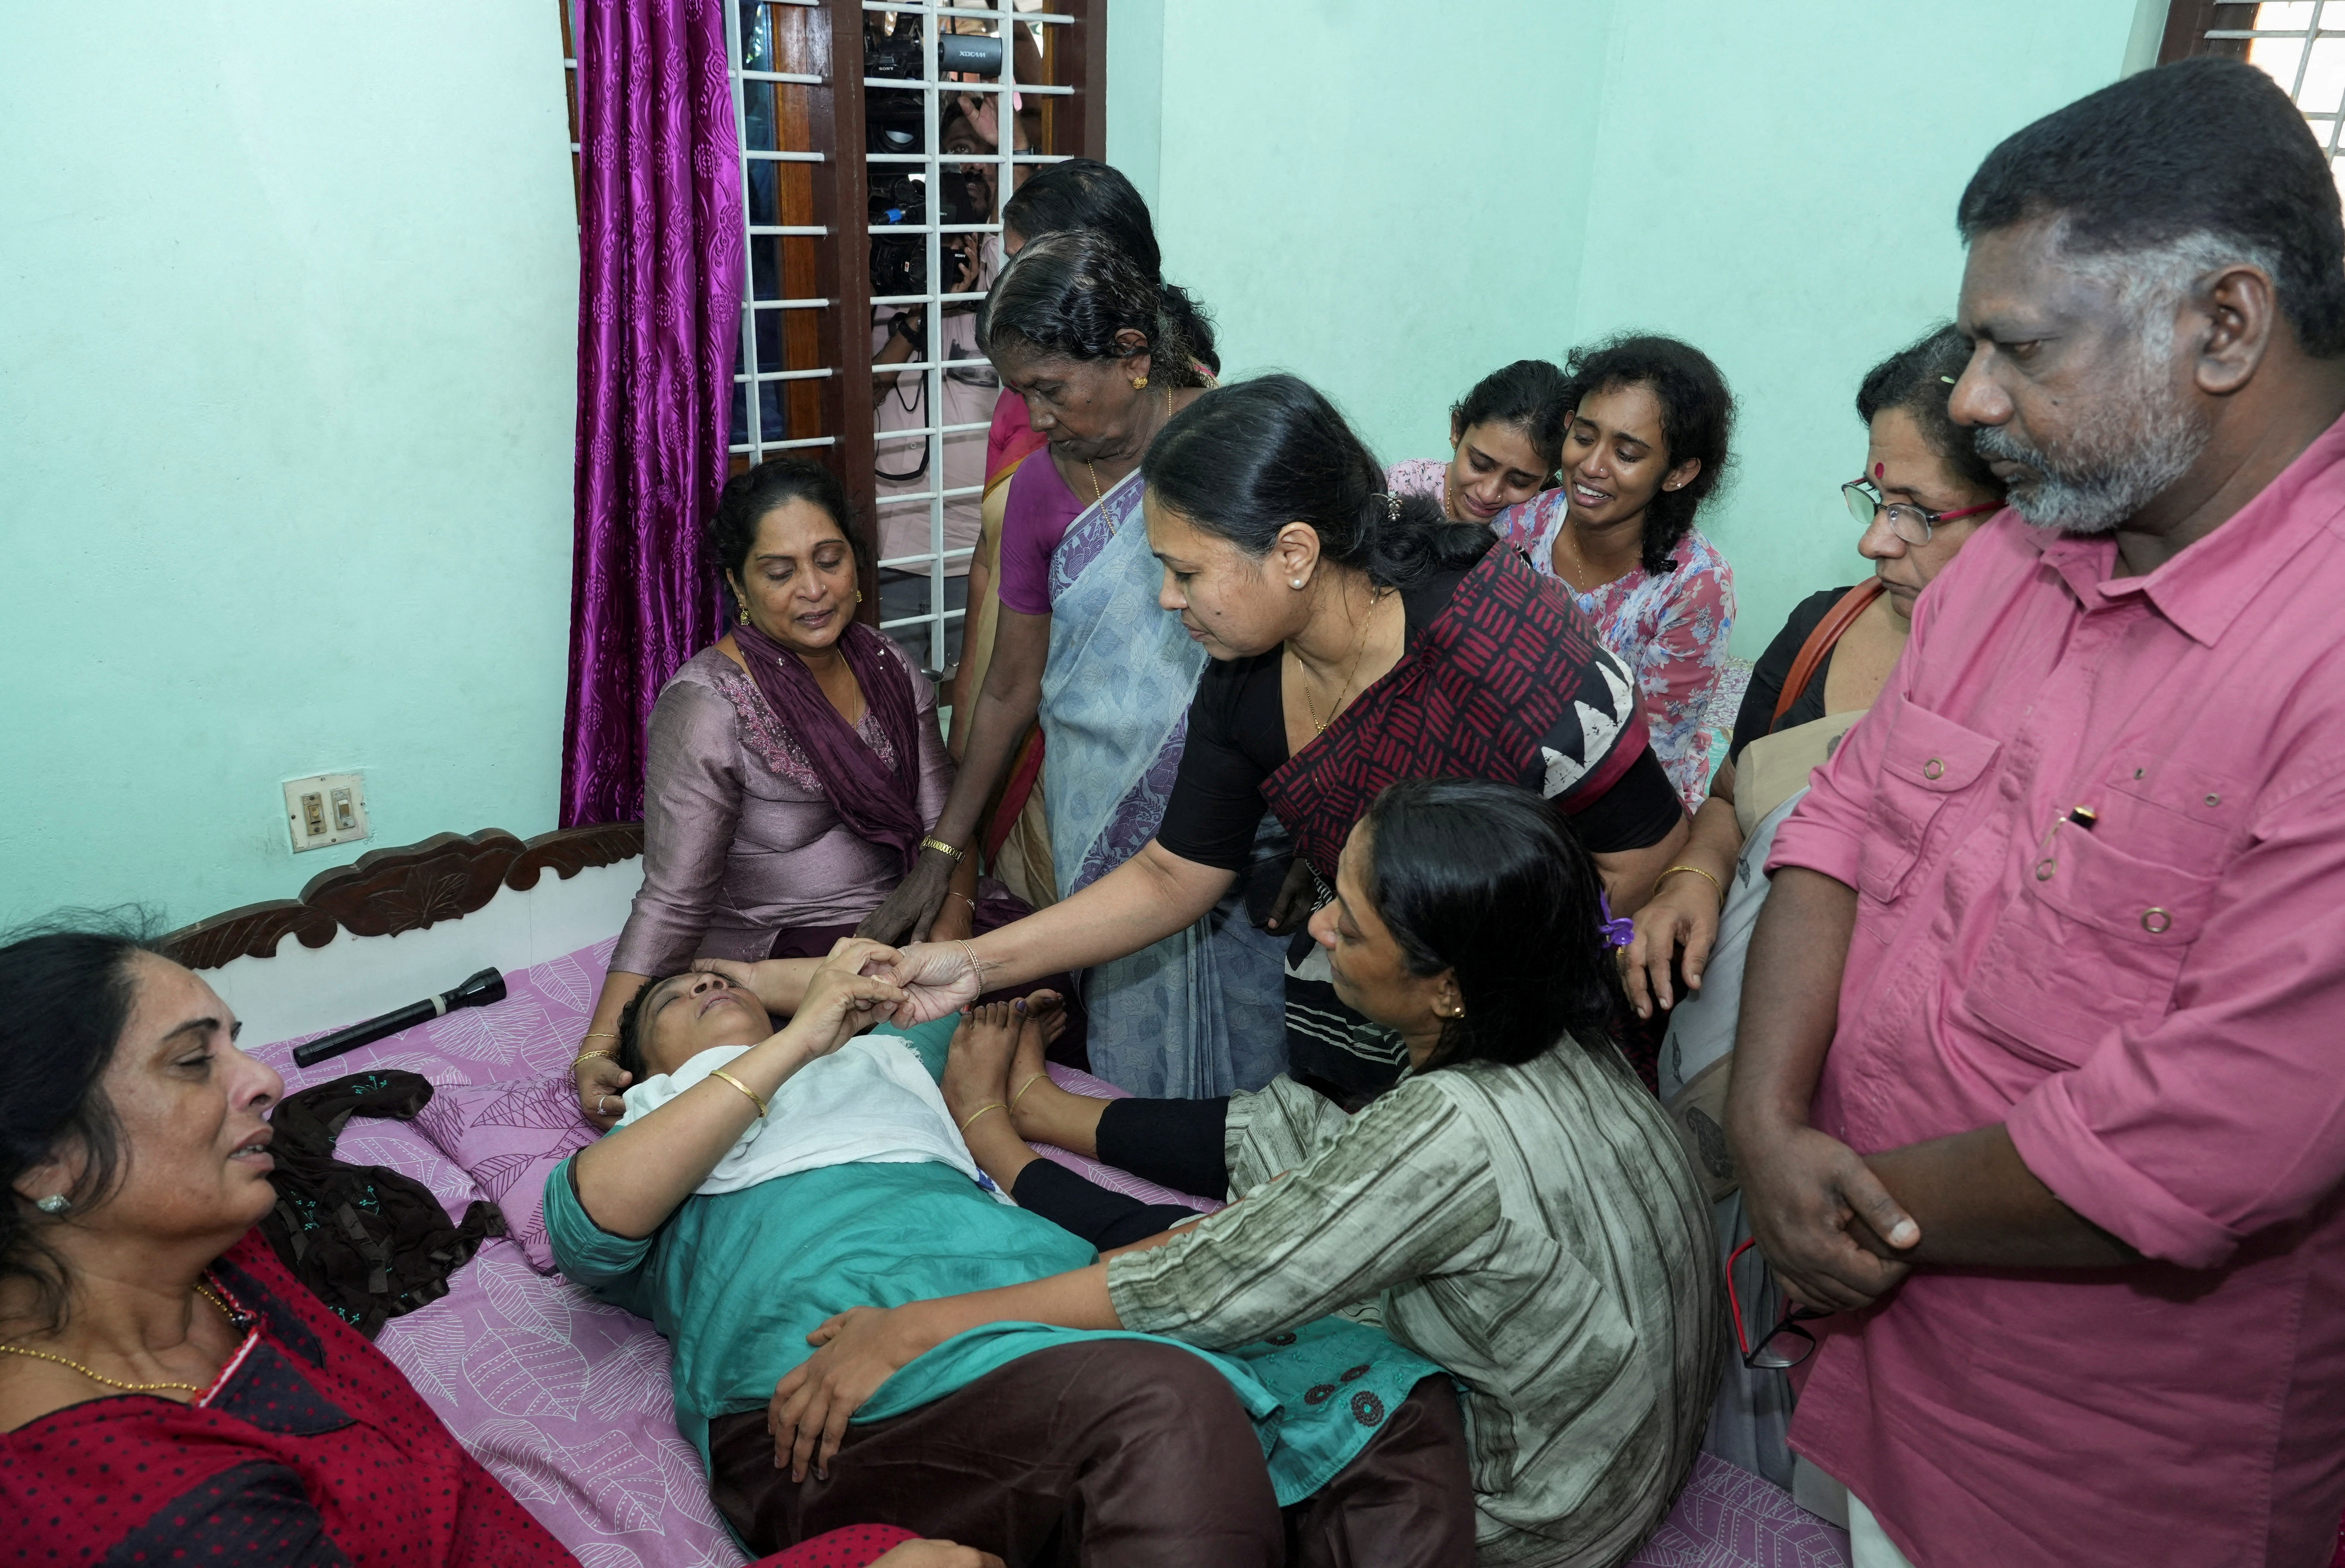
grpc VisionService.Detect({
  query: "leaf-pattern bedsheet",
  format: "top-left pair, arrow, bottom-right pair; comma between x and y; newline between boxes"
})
247,936 -> 1225,1568
250,936 -> 1846,1568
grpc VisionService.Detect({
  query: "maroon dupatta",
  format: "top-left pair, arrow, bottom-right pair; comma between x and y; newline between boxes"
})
732,620 -> 927,872
1261,544 -> 1650,879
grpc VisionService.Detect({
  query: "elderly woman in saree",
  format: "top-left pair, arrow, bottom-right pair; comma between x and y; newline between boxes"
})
948,159 -> 1210,906
552,940 -> 1466,1565
868,374 -> 1689,1102
759,780 -> 1725,1568
860,231 -> 1289,1098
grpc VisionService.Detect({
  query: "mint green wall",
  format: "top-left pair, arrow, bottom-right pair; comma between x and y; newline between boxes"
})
0,3 -> 2154,926
1122,0 -> 2141,653
1146,1 -> 1612,469
1106,0 -> 1167,212
0,4 -> 577,927
1569,1 -> 2142,651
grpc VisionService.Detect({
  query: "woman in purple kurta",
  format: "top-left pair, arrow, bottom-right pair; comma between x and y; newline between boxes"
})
609,633 -> 959,971
574,460 -> 1053,1128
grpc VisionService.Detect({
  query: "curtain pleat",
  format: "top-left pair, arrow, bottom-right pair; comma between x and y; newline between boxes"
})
561,0 -> 744,827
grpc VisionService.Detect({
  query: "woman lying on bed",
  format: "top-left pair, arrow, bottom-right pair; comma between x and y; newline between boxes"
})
550,940 -> 1470,1567
755,780 -> 1730,1567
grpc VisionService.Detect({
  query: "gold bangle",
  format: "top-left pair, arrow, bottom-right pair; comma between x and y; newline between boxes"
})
582,1031 -> 619,1040
573,1049 -> 617,1069
1009,1071 -> 1048,1111
920,836 -> 967,863
1655,864 -> 1726,906
958,1100 -> 1006,1134
947,890 -> 976,909
708,1068 -> 768,1119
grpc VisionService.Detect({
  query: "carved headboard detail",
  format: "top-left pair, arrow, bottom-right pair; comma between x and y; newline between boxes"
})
163,822 -> 644,970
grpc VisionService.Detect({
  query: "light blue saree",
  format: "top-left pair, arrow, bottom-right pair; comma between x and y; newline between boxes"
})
1040,469 -> 1289,1095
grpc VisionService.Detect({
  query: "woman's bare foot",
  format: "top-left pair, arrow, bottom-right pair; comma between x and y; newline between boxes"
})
943,1002 -> 1038,1190
942,1000 -> 1017,1127
1025,989 -> 1071,1050
1006,992 -> 1110,1157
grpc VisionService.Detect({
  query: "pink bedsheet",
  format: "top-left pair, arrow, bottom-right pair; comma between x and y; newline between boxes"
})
248,936 -> 1844,1568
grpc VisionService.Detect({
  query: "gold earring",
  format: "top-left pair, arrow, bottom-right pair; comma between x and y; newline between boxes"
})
737,603 -> 750,626
856,589 -> 864,604
1131,375 -> 1149,391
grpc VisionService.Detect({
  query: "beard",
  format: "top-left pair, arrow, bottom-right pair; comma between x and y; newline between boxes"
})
1973,349 -> 2211,537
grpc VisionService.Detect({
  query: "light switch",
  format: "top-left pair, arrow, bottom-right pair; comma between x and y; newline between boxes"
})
284,772 -> 369,852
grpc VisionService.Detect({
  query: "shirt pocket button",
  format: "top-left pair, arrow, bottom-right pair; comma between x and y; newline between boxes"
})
2141,907 -> 2173,934
1923,759 -> 1945,780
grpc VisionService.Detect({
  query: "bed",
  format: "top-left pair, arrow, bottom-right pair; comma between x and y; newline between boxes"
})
167,823 -> 1848,1568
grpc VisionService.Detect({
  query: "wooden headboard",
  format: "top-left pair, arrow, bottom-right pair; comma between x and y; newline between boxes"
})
167,823 -> 646,1049
164,823 -> 643,970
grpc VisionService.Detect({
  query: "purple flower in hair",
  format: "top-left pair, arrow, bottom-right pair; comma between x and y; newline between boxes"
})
1598,894 -> 1634,950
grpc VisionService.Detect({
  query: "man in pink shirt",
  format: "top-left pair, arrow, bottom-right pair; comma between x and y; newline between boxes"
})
1729,59 -> 2345,1568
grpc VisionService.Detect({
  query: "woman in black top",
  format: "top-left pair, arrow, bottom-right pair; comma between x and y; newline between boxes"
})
843,374 -> 1689,1094
1620,326 -> 2006,1017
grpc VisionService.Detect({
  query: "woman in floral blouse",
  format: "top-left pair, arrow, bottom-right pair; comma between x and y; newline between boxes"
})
1489,334 -> 1738,807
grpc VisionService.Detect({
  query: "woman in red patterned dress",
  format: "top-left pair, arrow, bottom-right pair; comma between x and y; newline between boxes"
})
0,924 -> 995,1568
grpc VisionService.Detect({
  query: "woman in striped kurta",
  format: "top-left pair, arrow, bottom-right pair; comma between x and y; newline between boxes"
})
769,780 -> 1726,1568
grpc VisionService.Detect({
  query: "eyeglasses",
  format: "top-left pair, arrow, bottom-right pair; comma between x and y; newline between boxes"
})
1842,479 -> 1998,546
1727,1238 -> 1832,1370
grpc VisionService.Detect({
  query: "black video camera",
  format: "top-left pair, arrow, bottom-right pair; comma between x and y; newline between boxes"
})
866,19 -> 1004,83
864,14 -> 1004,156
868,166 -> 990,299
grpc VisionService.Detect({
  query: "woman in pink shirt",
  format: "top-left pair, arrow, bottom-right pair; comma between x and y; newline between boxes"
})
1382,358 -> 1568,524
1488,335 -> 1738,807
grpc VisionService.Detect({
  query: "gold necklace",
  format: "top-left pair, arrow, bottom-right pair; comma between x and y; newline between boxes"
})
1300,589 -> 1388,735
0,1280 -> 237,1397
1441,465 -> 1459,521
1085,460 -> 1104,508
1559,519 -> 1606,595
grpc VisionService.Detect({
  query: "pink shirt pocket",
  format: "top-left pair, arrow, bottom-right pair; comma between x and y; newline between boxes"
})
1959,757 -> 2237,1071
1855,696 -> 2001,907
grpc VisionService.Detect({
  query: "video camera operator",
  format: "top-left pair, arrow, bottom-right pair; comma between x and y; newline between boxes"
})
871,98 -> 1027,677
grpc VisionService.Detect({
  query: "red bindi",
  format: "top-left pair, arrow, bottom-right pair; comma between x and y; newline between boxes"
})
1873,461 -> 1885,480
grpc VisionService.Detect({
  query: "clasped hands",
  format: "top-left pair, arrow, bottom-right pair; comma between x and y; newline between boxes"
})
574,940 -> 967,1126
1733,1113 -> 1923,1315
691,939 -> 987,1030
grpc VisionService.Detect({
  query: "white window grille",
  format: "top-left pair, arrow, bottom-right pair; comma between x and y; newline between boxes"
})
2175,1 -> 2345,190
724,1 -> 1076,682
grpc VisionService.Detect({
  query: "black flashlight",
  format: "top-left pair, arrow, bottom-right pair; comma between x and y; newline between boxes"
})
292,968 -> 508,1069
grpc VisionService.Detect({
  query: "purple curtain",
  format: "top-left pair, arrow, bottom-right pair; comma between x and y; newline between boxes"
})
561,0 -> 745,827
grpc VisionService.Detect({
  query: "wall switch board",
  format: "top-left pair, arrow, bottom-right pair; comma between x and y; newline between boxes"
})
284,772 -> 369,852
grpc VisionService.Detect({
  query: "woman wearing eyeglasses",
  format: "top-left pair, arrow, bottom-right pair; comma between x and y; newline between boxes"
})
1622,325 -> 2003,1022
1615,324 -> 2004,1487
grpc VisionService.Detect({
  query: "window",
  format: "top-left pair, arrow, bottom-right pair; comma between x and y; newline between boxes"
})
723,0 -> 1104,680
558,2 -> 1105,684
2162,1 -> 2345,190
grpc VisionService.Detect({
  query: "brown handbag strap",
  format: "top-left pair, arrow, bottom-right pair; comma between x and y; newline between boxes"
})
1772,579 -> 1885,726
